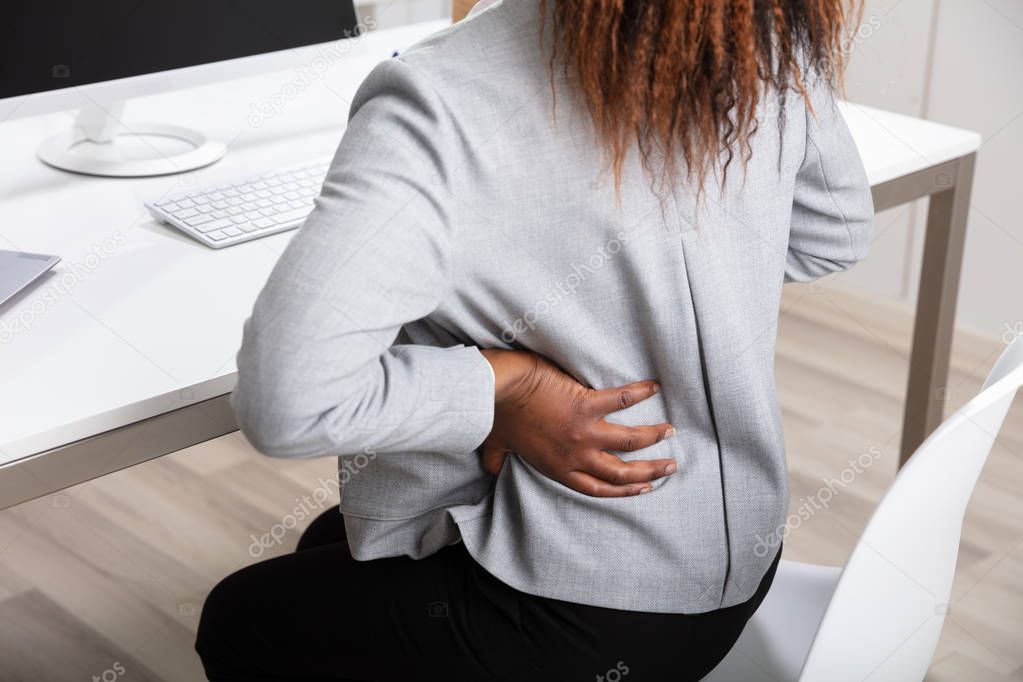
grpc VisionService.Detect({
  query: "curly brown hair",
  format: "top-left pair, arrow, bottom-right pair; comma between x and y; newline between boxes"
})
540,0 -> 862,195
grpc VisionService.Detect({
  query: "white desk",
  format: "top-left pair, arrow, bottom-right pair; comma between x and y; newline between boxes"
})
0,21 -> 981,509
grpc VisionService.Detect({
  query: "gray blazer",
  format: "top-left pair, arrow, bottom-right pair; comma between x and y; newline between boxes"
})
232,0 -> 873,614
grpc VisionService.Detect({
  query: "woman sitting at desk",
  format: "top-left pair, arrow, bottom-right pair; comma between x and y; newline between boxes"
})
197,0 -> 873,679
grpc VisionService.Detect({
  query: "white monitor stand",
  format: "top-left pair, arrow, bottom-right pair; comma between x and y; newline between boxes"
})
35,99 -> 226,178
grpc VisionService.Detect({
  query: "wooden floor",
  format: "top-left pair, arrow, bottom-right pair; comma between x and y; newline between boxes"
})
1,284 -> 1021,681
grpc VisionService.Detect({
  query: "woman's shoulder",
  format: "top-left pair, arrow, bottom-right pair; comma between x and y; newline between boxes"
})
395,0 -> 543,87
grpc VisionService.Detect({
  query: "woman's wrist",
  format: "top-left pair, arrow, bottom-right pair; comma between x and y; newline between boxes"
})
480,349 -> 534,405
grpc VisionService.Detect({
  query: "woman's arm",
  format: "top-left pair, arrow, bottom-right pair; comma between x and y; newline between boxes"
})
232,57 -> 495,460
785,75 -> 874,282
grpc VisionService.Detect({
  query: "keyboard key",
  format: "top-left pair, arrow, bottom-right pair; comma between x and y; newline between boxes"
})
186,214 -> 213,227
206,230 -> 228,241
198,218 -> 233,233
175,208 -> 198,219
253,217 -> 275,229
230,215 -> 248,224
273,207 -> 313,225
223,226 -> 242,237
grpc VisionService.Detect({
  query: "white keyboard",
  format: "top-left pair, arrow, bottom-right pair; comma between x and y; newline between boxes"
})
146,160 -> 330,248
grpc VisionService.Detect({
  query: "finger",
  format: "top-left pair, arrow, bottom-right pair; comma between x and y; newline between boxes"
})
481,442 -> 510,477
576,450 -> 678,485
585,380 -> 660,416
594,421 -> 676,452
561,470 -> 654,498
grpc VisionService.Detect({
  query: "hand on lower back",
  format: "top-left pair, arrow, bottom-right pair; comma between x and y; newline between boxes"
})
479,349 -> 678,497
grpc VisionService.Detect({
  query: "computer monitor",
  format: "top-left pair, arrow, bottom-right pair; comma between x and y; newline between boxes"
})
0,1 -> 362,177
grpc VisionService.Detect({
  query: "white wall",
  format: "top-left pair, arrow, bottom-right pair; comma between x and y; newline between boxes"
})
924,1 -> 1023,337
356,0 -> 449,29
831,0 -> 1022,339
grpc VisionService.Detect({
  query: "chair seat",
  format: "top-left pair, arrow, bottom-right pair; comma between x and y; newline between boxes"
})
703,560 -> 843,682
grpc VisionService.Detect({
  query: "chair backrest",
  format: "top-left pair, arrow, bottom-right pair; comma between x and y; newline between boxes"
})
799,338 -> 1023,682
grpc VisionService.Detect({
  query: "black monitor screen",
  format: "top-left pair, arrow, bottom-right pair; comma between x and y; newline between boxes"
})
0,1 -> 360,99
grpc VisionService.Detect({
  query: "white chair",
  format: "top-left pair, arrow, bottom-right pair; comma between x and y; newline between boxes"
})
704,337 -> 1023,682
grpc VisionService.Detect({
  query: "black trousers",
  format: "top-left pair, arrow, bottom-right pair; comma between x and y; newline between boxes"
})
196,507 -> 779,682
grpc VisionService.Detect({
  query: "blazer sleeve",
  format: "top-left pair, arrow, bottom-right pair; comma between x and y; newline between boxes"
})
785,75 -> 875,283
231,57 -> 495,459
